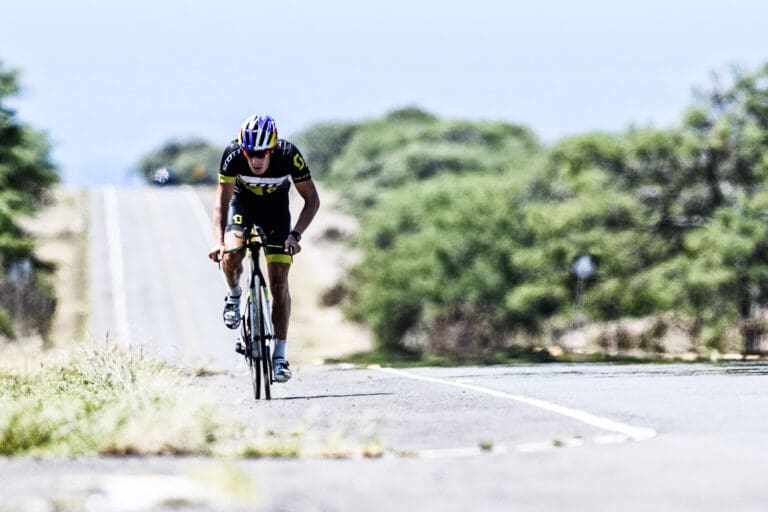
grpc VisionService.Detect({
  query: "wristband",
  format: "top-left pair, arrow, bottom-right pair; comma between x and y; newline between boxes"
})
290,230 -> 302,242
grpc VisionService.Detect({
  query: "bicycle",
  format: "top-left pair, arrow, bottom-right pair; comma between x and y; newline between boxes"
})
223,225 -> 284,400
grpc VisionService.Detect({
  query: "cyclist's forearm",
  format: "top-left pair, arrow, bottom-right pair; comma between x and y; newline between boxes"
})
292,195 -> 319,234
212,202 -> 226,244
213,183 -> 235,245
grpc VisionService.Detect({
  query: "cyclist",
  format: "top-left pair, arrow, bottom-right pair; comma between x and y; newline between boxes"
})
207,114 -> 320,383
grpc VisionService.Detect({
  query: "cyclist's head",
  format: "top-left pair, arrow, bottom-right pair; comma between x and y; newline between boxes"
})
238,114 -> 278,151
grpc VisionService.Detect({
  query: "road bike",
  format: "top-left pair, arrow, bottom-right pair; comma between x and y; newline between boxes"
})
225,225 -> 280,400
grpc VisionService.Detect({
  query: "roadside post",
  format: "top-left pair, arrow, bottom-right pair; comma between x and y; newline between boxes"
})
572,255 -> 596,327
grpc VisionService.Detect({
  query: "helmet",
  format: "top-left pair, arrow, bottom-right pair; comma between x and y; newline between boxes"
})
238,114 -> 278,151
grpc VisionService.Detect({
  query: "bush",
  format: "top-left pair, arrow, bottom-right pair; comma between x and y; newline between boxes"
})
318,107 -> 540,212
321,64 -> 768,359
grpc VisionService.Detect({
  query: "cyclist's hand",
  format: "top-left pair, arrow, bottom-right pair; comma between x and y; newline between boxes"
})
208,243 -> 225,263
285,234 -> 301,255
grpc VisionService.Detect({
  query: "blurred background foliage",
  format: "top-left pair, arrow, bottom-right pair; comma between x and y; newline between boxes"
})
2,41 -> 767,361
0,60 -> 58,340
135,138 -> 219,185
68,60 -> 768,359
294,63 -> 768,359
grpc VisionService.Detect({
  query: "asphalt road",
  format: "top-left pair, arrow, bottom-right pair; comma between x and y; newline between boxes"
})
87,185 -> 232,368
3,362 -> 768,511
3,185 -> 766,511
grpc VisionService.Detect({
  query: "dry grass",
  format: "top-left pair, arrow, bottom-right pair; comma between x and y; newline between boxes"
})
0,341 -> 230,456
0,340 -> 325,457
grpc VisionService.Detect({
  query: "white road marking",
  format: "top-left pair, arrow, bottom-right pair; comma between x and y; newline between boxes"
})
338,432 -> 640,460
86,474 -> 233,511
183,185 -> 228,287
375,367 -> 657,442
183,185 -> 214,241
103,186 -> 130,342
405,432 -> 641,458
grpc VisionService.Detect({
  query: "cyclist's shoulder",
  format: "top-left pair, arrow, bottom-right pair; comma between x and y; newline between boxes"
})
273,139 -> 302,157
220,139 -> 245,173
222,139 -> 242,158
272,139 -> 310,179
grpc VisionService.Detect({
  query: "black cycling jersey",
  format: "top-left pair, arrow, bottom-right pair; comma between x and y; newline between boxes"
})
218,139 -> 312,201
219,139 -> 311,262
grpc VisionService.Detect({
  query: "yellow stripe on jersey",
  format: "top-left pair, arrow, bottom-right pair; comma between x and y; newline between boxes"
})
219,174 -> 237,184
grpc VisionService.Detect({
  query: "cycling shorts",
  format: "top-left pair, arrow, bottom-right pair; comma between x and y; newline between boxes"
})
225,193 -> 292,264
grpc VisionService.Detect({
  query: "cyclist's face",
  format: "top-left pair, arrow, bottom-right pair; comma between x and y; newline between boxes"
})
244,149 -> 272,174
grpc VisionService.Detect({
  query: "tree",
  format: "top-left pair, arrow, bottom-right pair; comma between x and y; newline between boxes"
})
549,63 -> 768,354
319,65 -> 768,359
681,64 -> 768,353
0,60 -> 59,339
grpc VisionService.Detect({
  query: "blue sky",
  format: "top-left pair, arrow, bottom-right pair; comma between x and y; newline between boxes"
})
1,0 -> 765,184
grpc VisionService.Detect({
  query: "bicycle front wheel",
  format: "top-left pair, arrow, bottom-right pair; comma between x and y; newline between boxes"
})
257,290 -> 272,400
246,293 -> 261,400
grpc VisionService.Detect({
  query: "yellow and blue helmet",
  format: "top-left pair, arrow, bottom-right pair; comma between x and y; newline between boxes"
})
238,114 -> 278,151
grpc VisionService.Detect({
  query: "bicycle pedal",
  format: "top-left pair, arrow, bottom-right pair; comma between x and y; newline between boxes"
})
235,341 -> 246,355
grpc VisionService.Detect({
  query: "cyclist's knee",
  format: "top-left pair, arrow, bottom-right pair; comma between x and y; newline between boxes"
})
222,249 -> 244,269
224,230 -> 244,251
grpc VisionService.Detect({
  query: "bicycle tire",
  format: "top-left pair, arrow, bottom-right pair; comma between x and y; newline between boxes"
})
257,286 -> 272,400
247,292 -> 261,400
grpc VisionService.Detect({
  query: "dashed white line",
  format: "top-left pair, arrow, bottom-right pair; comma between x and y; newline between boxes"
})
374,367 -> 657,442
403,432 -> 639,458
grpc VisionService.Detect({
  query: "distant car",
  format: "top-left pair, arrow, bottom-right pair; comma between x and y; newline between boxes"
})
151,167 -> 178,186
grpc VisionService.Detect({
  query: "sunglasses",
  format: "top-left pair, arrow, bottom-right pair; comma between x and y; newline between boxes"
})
243,148 -> 271,159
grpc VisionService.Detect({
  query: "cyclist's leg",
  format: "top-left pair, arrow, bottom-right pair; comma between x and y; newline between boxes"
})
222,233 -> 245,286
221,195 -> 251,328
222,194 -> 251,288
267,261 -> 292,382
266,261 -> 291,340
255,200 -> 292,339
261,204 -> 293,382
221,236 -> 245,328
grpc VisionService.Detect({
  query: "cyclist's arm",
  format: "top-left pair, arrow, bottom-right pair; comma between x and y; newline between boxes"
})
291,179 -> 320,237
209,182 -> 235,261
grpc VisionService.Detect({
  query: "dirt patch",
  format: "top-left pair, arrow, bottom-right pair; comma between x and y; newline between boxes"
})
17,186 -> 89,345
288,184 -> 373,363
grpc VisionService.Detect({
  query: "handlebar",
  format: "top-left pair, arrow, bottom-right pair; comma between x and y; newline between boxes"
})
214,225 -> 295,267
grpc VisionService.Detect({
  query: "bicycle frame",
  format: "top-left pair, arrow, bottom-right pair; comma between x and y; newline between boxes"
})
240,225 -> 276,400
245,226 -> 277,346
